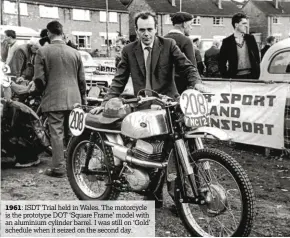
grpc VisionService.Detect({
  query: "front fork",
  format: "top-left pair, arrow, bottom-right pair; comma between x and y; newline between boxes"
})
175,138 -> 205,204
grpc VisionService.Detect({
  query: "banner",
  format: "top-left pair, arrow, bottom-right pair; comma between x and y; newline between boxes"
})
204,81 -> 289,149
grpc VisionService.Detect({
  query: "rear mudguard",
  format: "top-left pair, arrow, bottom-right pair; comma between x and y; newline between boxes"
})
184,127 -> 230,141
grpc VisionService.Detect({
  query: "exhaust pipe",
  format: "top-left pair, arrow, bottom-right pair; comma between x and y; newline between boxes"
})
104,141 -> 167,169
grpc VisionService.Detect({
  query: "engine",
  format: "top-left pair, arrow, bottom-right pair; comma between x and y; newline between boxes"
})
131,139 -> 164,162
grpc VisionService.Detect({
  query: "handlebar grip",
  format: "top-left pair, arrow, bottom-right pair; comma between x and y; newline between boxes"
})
122,97 -> 140,104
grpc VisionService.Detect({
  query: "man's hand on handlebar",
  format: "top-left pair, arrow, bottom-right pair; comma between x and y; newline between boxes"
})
90,106 -> 104,115
192,83 -> 211,93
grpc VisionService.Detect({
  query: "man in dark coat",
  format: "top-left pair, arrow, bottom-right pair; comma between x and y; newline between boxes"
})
219,13 -> 260,79
164,11 -> 199,94
32,21 -> 86,177
104,11 -> 203,103
204,40 -> 220,77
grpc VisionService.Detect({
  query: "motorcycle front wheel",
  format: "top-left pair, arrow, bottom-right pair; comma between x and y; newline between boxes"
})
174,148 -> 254,237
66,131 -> 119,200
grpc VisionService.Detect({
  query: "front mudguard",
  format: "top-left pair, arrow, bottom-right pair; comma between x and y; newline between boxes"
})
184,127 -> 230,141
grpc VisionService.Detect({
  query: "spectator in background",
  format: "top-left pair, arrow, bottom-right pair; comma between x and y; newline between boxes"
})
9,37 -> 41,83
39,29 -> 50,46
115,37 -> 127,67
261,36 -> 275,60
164,11 -> 199,94
192,37 -> 204,77
4,30 -> 20,65
219,13 -> 260,79
204,40 -> 220,77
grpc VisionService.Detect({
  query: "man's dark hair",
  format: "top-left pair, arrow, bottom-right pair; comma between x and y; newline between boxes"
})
4,30 -> 16,39
232,13 -> 247,28
40,29 -> 48,38
134,11 -> 157,29
266,36 -> 275,44
46,21 -> 63,35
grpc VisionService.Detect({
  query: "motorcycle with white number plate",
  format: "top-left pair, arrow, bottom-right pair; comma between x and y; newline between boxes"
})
66,89 -> 254,237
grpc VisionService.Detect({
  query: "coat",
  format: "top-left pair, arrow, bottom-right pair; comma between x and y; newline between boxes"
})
204,46 -> 220,77
105,36 -> 201,101
33,40 -> 86,112
164,31 -> 198,93
218,34 -> 260,79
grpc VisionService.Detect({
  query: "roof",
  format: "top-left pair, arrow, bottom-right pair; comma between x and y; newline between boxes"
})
9,0 -> 128,12
250,0 -> 290,16
145,0 -> 240,16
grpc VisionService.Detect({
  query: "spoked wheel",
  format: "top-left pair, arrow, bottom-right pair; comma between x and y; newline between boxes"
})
66,132 -> 119,200
175,148 -> 254,237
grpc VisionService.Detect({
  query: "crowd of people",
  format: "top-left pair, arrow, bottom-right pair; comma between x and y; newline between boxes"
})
1,12 -> 277,178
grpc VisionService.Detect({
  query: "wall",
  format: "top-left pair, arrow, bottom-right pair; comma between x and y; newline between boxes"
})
2,3 -> 129,51
269,16 -> 290,40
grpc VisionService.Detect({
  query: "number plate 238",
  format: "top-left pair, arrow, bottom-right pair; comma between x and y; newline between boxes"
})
69,108 -> 86,136
180,89 -> 210,128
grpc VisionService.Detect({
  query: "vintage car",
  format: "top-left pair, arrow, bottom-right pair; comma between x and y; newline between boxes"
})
260,38 -> 290,82
79,51 -> 113,89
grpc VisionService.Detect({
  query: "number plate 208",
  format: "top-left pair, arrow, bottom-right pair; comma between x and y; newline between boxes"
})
69,108 -> 86,136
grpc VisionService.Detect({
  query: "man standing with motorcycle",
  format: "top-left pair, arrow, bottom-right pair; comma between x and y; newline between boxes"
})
92,11 -> 208,207
30,21 -> 87,178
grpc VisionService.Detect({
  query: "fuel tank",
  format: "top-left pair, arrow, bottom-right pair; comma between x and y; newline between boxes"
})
121,109 -> 169,139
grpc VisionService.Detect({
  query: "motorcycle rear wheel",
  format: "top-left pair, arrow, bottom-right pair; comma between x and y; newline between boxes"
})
66,131 -> 119,200
174,148 -> 254,237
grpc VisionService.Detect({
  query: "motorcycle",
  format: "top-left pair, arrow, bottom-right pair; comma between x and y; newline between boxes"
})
66,89 -> 254,237
1,64 -> 50,163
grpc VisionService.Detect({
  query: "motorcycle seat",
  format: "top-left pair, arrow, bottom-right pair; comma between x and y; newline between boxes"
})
85,113 -> 121,130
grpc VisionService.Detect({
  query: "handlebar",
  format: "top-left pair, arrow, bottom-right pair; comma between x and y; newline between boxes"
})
122,97 -> 141,104
122,95 -> 177,107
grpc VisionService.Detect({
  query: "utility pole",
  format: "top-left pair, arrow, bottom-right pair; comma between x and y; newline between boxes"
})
17,0 -> 21,26
180,0 -> 182,12
0,0 -> 4,25
106,0 -> 109,57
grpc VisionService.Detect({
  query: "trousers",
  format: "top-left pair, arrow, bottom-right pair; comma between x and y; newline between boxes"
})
47,110 -> 70,171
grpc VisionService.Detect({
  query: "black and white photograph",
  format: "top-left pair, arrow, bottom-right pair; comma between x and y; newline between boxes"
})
1,0 -> 290,237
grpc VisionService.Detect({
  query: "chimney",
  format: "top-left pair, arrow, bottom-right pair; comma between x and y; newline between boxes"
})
274,0 -> 279,9
172,0 -> 176,6
215,0 -> 222,9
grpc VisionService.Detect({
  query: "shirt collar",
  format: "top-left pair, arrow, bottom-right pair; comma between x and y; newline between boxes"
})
51,39 -> 66,44
169,29 -> 184,35
141,39 -> 154,51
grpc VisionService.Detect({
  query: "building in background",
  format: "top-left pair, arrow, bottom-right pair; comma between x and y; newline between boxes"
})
243,0 -> 290,46
125,0 -> 241,42
1,0 -> 129,54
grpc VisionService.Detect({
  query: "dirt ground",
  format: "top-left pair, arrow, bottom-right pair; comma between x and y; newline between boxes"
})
1,140 -> 290,237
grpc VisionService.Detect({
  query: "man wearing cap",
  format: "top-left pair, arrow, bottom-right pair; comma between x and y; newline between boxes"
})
9,38 -> 40,84
164,12 -> 199,94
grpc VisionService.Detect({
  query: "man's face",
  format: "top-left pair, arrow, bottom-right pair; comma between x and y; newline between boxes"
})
30,44 -> 40,54
135,16 -> 157,46
235,18 -> 248,34
4,35 -> 13,45
184,20 -> 193,36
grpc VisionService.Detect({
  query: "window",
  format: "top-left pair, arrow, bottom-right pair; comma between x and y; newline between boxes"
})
268,51 -> 290,74
213,17 -> 223,26
164,15 -> 172,24
72,9 -> 90,21
72,31 -> 92,49
273,17 -> 280,24
99,32 -> 119,45
39,5 -> 59,18
192,16 -> 201,25
3,1 -> 28,15
99,11 -> 118,23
